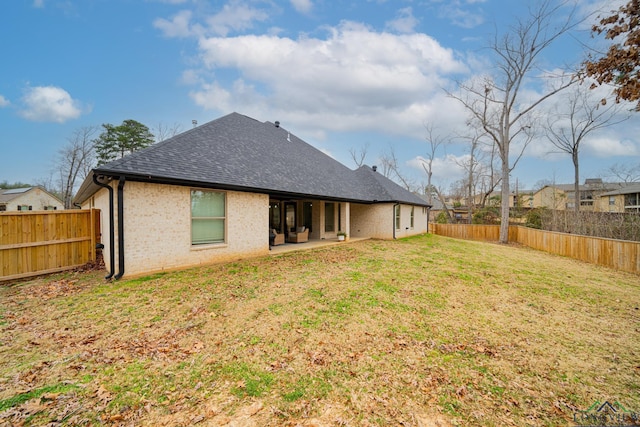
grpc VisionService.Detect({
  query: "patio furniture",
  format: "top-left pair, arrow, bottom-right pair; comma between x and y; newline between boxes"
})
272,229 -> 285,246
287,226 -> 309,243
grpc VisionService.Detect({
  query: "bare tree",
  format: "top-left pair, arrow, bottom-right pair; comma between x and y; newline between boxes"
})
154,121 -> 184,143
449,0 -> 578,243
348,143 -> 369,168
56,126 -> 98,209
454,131 -> 484,223
379,146 -> 415,191
476,140 -> 502,208
420,125 -> 450,206
606,162 -> 640,183
546,84 -> 629,213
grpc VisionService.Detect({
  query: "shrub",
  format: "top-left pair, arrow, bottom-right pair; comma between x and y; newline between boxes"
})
472,207 -> 500,224
435,211 -> 449,224
525,208 -> 546,229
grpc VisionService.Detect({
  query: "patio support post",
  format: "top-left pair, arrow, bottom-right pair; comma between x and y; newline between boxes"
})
344,202 -> 351,237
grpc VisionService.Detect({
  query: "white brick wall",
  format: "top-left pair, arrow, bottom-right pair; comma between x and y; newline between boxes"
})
83,180 -> 428,278
350,203 -> 428,239
85,181 -> 268,278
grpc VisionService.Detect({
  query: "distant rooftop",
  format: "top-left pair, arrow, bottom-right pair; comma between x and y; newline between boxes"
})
1,187 -> 32,195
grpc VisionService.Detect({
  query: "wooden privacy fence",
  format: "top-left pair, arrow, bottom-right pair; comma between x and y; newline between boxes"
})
431,223 -> 640,275
0,209 -> 100,282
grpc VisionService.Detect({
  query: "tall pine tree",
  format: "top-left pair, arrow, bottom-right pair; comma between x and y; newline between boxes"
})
94,119 -> 155,166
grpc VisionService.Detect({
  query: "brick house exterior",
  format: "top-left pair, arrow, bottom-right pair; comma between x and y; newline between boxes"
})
75,113 -> 430,279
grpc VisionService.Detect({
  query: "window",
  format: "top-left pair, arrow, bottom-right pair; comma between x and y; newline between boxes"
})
325,203 -> 335,232
269,202 -> 281,231
609,196 -> 616,206
303,202 -> 313,232
0,204 -> 5,212
191,190 -> 225,245
410,206 -> 415,229
395,205 -> 401,229
18,205 -> 31,211
625,193 -> 639,207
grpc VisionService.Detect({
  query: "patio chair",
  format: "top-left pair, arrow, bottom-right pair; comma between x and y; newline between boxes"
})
272,229 -> 285,246
287,226 -> 309,243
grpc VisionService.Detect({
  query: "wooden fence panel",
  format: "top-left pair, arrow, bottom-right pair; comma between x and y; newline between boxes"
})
431,224 -> 501,241
0,209 -> 100,282
431,223 -> 640,274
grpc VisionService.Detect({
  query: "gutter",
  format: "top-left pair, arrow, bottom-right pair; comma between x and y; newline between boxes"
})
90,170 -> 432,207
393,202 -> 400,240
114,176 -> 126,280
92,174 -> 115,279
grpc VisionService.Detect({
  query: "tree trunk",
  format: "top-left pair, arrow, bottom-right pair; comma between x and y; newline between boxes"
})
499,156 -> 510,243
573,152 -> 580,214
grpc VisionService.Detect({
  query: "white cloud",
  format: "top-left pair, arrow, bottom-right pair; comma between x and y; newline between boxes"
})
408,154 -> 468,182
19,85 -> 84,123
188,21 -> 468,138
0,95 -> 9,107
154,10 -> 195,38
584,136 -> 640,157
154,1 -> 270,38
290,0 -> 313,14
33,0 -> 44,8
437,1 -> 484,28
205,0 -> 269,36
385,7 -> 418,34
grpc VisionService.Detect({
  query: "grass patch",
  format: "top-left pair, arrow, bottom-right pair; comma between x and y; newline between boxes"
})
0,235 -> 638,426
0,383 -> 80,412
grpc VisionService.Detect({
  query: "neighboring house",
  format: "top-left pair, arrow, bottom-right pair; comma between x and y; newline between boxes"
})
599,183 -> 640,213
74,112 -> 431,279
471,189 -> 533,209
532,179 -> 630,211
0,187 -> 64,212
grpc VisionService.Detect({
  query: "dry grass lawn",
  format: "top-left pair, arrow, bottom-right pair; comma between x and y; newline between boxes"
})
0,234 -> 638,426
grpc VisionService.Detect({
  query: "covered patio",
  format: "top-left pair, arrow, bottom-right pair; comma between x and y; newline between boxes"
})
269,236 -> 369,255
269,198 -> 353,244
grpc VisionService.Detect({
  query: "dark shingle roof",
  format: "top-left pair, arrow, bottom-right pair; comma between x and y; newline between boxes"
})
75,112 -> 429,207
353,165 -> 427,205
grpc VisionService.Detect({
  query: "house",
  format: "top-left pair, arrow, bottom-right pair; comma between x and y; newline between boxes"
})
0,187 -> 64,212
74,112 -> 431,279
599,183 -> 640,213
533,178 -> 638,212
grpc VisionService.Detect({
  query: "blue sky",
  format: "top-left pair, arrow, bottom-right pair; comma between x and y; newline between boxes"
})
1,0 -> 638,193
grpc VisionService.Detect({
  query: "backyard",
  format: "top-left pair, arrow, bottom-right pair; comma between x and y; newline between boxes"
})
0,234 -> 638,426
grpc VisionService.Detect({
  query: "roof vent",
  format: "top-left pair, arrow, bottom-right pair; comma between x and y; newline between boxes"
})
275,121 -> 280,128
372,165 -> 377,172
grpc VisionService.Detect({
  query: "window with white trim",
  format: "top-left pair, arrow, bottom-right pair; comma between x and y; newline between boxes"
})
410,206 -> 415,229
395,205 -> 401,230
191,190 -> 226,245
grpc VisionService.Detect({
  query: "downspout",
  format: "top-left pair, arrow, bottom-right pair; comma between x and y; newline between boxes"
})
393,203 -> 399,240
114,176 -> 126,279
92,174 -> 115,279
